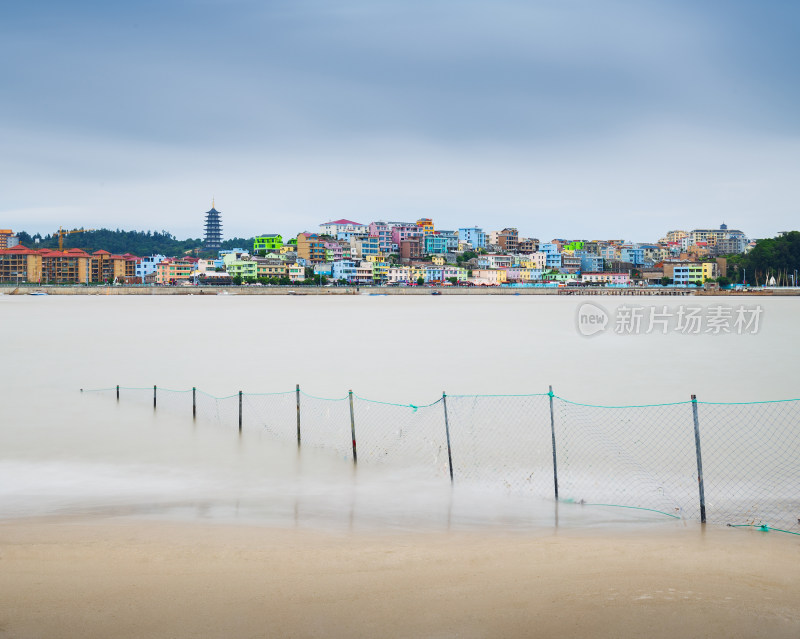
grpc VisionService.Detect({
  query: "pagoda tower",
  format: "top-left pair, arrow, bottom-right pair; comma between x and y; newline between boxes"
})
204,199 -> 223,251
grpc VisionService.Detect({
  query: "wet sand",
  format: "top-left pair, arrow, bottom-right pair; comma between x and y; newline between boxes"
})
1,519 -> 798,638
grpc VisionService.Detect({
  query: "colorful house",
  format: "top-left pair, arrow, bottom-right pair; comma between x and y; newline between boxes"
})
416,218 -> 435,235
319,219 -> 368,237
470,269 -> 507,285
424,234 -> 449,255
458,227 -> 487,250
296,233 -> 327,263
254,234 -> 283,254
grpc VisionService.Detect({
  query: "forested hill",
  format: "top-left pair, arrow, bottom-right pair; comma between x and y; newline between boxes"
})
726,231 -> 800,285
15,229 -> 255,257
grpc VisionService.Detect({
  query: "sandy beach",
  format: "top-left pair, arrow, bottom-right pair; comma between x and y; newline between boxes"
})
1,518 -> 798,639
2,296 -> 799,638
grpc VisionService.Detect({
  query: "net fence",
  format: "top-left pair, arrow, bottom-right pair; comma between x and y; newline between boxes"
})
81,385 -> 800,533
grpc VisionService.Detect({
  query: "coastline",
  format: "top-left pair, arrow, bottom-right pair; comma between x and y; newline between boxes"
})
1,284 -> 795,296
1,517 -> 798,638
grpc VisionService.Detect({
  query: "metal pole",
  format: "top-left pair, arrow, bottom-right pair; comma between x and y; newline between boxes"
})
548,385 -> 559,501
296,384 -> 301,448
192,387 -> 196,419
239,391 -> 243,433
442,392 -> 454,483
153,385 -> 157,409
348,390 -> 358,466
116,385 -> 119,401
691,394 -> 707,524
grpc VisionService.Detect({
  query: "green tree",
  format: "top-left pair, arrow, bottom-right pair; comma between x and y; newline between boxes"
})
457,250 -> 477,265
448,277 -> 459,285
660,276 -> 672,286
417,277 -> 425,286
232,275 -> 243,286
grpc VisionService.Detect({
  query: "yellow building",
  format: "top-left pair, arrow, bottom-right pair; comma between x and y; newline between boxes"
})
366,255 -> 389,281
155,259 -> 196,284
0,230 -> 14,250
0,246 -> 43,282
416,218 -> 435,235
431,255 -> 445,266
256,262 -> 288,279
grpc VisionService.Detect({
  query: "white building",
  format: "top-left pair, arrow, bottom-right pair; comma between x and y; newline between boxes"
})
319,219 -> 368,237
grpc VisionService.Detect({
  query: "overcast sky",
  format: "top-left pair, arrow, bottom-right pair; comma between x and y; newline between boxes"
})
1,0 -> 798,242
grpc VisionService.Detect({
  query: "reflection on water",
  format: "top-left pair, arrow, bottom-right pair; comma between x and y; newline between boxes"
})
1,295 -> 796,533
0,394 -> 687,532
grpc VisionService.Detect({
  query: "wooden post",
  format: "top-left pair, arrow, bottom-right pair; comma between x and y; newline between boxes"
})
116,385 -> 119,401
691,394 -> 707,524
153,385 -> 157,410
349,390 -> 358,466
549,385 -> 559,501
442,392 -> 454,483
296,384 -> 301,448
192,387 -> 196,419
239,391 -> 243,433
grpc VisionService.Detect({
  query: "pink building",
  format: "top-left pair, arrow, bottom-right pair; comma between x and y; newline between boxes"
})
368,222 -> 394,253
324,241 -> 344,261
391,225 -> 423,246
610,272 -> 631,285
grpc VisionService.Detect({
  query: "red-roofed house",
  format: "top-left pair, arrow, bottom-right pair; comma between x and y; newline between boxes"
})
318,219 -> 368,237
0,245 -> 43,283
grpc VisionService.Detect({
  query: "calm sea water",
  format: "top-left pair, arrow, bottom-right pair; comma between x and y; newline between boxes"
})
1,295 -> 797,530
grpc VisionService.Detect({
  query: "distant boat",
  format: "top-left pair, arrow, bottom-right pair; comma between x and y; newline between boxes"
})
29,291 -> 49,296
431,290 -> 441,295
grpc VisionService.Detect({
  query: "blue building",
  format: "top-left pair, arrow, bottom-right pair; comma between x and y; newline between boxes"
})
620,246 -> 644,266
437,230 -> 459,252
136,254 -> 166,282
424,234 -> 449,254
576,251 -> 603,273
539,243 -> 562,269
458,227 -> 487,250
332,260 -> 358,282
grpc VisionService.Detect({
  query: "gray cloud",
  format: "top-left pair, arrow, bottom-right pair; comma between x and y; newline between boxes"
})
1,0 -> 798,240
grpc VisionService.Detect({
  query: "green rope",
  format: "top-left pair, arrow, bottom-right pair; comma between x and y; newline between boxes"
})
727,524 -> 800,536
300,390 -> 349,402
354,395 -> 442,411
81,386 -> 800,409
448,393 -> 550,399
196,389 -> 239,400
559,498 -> 681,519
554,396 -> 692,409
697,399 -> 800,406
245,391 -> 295,396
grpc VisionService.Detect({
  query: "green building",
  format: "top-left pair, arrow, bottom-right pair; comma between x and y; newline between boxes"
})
254,234 -> 283,254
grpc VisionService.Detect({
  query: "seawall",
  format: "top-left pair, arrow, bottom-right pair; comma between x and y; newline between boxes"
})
2,285 -> 795,296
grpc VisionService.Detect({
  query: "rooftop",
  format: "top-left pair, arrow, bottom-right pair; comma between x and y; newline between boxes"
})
323,219 -> 363,226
